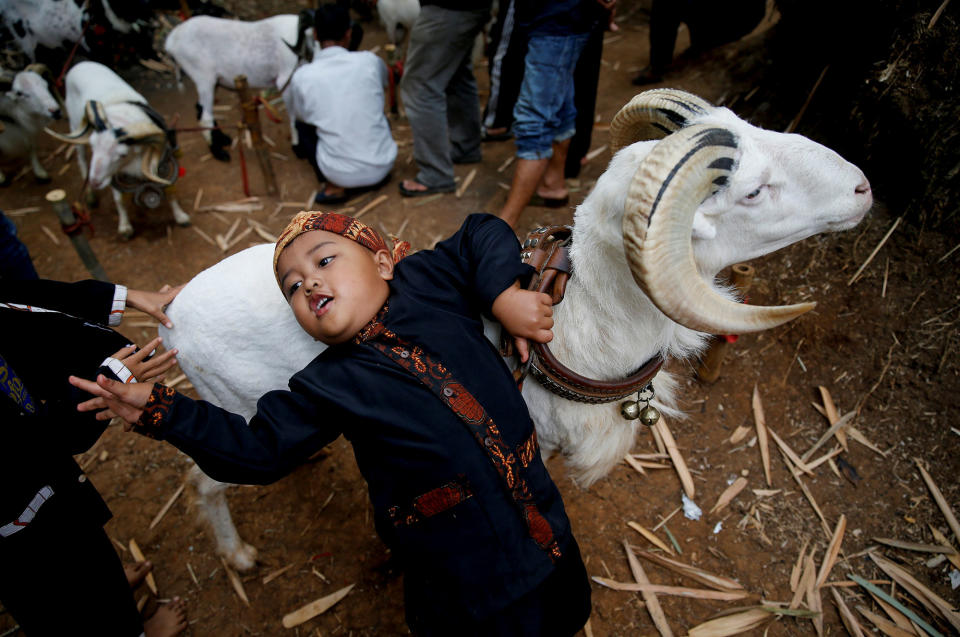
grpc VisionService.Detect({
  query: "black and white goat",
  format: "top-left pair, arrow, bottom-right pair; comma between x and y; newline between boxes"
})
46,61 -> 189,239
163,13 -> 318,161
157,89 -> 872,571
0,64 -> 62,185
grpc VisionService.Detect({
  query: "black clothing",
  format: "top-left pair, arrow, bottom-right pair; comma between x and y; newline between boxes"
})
134,214 -> 591,631
0,279 -> 143,636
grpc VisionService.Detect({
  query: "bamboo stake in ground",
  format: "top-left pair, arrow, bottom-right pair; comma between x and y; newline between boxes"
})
149,483 -> 185,529
654,419 -> 695,498
235,75 -> 277,196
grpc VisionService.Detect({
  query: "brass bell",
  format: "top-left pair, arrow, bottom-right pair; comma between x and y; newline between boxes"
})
639,404 -> 661,428
620,400 -> 640,420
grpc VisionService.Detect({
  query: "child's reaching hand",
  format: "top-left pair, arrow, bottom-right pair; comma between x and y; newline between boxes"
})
491,281 -> 554,363
70,374 -> 156,427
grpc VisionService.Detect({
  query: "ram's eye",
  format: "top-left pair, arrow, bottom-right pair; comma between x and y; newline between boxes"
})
745,187 -> 762,200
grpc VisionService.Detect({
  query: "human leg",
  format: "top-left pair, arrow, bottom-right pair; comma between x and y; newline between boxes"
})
633,0 -> 683,84
565,26 -> 604,178
400,6 -> 488,192
482,0 -> 527,139
447,53 -> 483,164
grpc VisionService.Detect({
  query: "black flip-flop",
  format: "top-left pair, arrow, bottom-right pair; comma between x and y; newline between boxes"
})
314,188 -> 349,204
398,181 -> 455,198
529,193 -> 570,208
482,129 -> 513,142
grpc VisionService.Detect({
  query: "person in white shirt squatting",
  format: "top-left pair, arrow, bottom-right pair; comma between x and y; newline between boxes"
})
287,2 -> 398,205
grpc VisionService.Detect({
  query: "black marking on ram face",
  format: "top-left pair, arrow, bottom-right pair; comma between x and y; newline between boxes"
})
647,127 -> 739,225
12,20 -> 26,39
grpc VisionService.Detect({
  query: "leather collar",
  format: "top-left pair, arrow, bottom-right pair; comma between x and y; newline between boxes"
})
515,226 -> 663,404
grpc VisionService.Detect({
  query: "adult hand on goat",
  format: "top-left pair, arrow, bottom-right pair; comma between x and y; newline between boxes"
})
126,284 -> 185,329
69,374 -> 156,427
492,281 -> 554,363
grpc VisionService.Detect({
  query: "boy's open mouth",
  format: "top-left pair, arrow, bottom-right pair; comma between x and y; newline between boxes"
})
310,294 -> 333,317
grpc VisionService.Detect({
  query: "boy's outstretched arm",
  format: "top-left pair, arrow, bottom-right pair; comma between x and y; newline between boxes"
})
491,281 -> 554,363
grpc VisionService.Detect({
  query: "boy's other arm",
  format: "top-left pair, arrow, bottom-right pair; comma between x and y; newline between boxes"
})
69,375 -> 340,485
491,282 -> 554,363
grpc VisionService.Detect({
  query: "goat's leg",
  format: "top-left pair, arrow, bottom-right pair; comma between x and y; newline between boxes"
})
111,186 -> 134,239
196,83 -> 231,162
187,464 -> 259,572
29,147 -> 50,183
167,194 -> 191,227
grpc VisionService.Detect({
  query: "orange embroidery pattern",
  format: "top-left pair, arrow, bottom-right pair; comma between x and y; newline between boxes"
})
134,383 -> 177,440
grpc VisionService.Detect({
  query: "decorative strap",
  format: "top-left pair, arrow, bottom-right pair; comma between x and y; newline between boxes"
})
388,476 -> 474,527
360,313 -> 561,560
518,226 -> 664,404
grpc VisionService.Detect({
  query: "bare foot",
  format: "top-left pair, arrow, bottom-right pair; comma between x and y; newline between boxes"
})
125,560 -> 152,589
144,597 -> 188,637
400,179 -> 428,193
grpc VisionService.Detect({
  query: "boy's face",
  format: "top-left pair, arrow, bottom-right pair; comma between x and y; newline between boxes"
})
277,230 -> 394,344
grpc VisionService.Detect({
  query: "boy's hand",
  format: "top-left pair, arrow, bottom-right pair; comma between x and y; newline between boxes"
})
70,374 -> 156,428
492,282 -> 554,363
126,284 -> 185,329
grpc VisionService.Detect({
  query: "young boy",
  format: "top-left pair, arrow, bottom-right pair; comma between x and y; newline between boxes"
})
71,212 -> 592,635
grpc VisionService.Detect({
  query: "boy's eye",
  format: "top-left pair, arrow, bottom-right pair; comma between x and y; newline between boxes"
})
318,256 -> 333,267
287,281 -> 302,298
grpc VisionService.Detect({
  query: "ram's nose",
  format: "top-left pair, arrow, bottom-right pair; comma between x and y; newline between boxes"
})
855,178 -> 873,207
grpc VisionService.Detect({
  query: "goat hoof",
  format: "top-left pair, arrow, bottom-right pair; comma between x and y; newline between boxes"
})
224,542 -> 259,572
211,146 -> 231,162
119,228 -> 135,241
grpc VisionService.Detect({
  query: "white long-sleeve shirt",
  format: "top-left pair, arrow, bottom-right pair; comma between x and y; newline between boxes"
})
287,46 -> 397,188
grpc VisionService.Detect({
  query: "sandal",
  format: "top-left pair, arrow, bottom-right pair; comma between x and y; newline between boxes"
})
529,193 -> 570,208
398,181 -> 455,198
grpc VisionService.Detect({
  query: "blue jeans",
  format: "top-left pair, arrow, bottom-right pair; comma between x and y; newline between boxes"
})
513,33 -> 590,160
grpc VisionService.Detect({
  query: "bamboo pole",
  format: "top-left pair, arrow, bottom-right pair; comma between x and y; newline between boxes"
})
46,189 -> 109,281
696,264 -> 755,382
235,75 -> 277,196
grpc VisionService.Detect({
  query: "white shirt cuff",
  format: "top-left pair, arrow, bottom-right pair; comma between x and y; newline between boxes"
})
109,285 -> 127,326
101,356 -> 138,383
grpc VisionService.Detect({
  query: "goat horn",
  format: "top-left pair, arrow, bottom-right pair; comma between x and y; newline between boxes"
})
117,120 -> 165,142
623,123 -> 815,334
24,63 -> 51,79
141,146 -> 174,185
85,101 -> 109,132
45,122 -> 92,144
609,89 -> 714,152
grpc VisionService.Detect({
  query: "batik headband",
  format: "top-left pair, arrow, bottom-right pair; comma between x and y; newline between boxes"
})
273,211 -> 410,286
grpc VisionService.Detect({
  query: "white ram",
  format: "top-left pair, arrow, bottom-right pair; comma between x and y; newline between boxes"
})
46,61 -> 190,239
0,64 -> 61,185
163,13 -> 318,161
158,89 -> 873,570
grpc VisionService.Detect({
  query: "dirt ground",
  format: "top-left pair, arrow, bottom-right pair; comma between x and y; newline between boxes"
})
2,2 -> 959,635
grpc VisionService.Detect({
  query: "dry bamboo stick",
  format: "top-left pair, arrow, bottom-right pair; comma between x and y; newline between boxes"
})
583,144 -> 608,163
753,386 -> 772,486
866,590 -> 923,635
914,459 -> 960,541
687,609 -> 773,636
801,411 -> 855,463
627,521 -> 673,555
591,577 -> 751,600
651,506 -> 682,532
767,427 -> 815,476
633,549 -> 744,591
220,556 -> 249,606
192,226 -> 218,247
779,446 -> 831,538
222,218 -> 241,246
928,525 -> 960,569
622,541 -> 673,637
40,225 -> 61,245
852,574 -> 946,636
497,155 -> 515,173
654,419 -> 695,498
873,537 -> 957,554
149,483 -> 185,530
818,386 -> 848,449
857,606 -> 917,637
815,514 -> 846,588
709,477 -> 748,514
192,187 -> 203,212
455,168 -> 477,198
225,226 -> 253,251
281,584 -> 355,628
831,588 -> 866,637
129,539 -> 158,595
4,206 -> 41,215
356,194 -> 388,219
790,538 -> 809,592
848,216 -> 901,285
262,562 -> 296,585
624,454 -> 646,475
869,553 -> 960,631
790,552 -> 816,609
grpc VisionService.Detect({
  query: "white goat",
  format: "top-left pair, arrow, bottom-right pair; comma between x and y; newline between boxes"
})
164,14 -> 318,161
46,61 -> 190,239
377,0 -> 419,45
158,89 -> 872,571
0,64 -> 61,185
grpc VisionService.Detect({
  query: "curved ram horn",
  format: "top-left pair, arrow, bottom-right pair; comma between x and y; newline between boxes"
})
45,122 -> 92,144
609,89 -> 714,152
141,146 -> 173,185
622,123 -> 815,334
85,101 -> 110,132
117,120 -> 165,142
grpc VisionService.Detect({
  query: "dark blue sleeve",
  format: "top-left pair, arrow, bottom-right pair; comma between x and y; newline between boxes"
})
134,381 -> 344,485
431,213 -> 535,316
0,278 -> 116,324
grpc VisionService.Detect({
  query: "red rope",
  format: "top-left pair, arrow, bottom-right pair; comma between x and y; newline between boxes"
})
56,1 -> 92,90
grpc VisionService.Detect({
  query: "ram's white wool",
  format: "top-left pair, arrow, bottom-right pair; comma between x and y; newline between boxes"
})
0,68 -> 61,184
164,15 -> 319,152
161,93 -> 872,571
58,61 -> 190,238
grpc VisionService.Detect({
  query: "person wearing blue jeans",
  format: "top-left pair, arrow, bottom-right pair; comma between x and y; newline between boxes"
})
0,212 -> 39,280
498,0 -> 612,228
